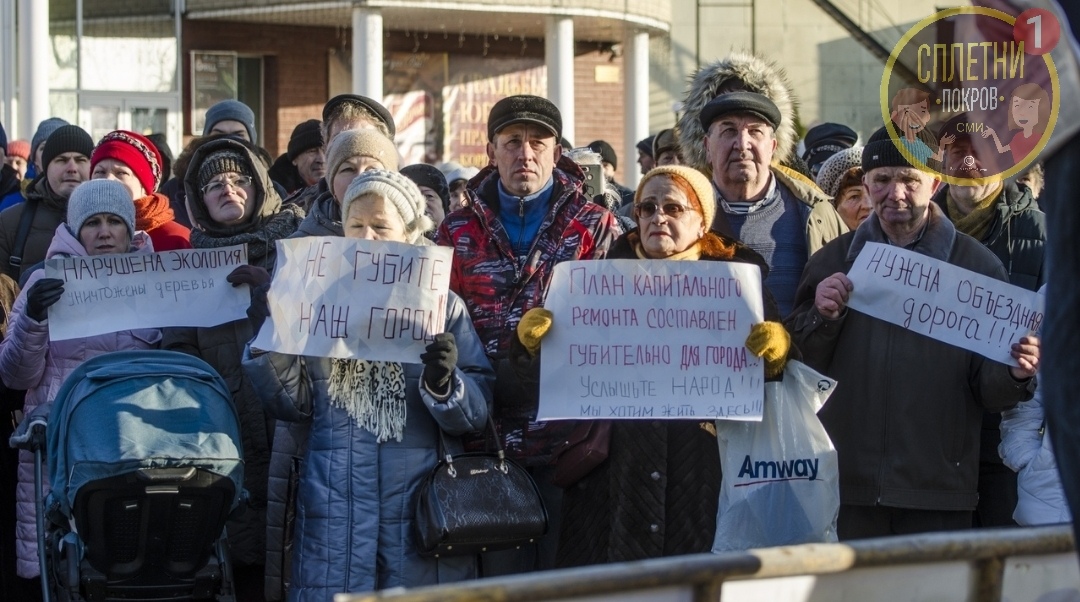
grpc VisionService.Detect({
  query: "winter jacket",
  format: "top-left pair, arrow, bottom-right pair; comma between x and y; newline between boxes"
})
0,224 -> 160,577
558,231 -> 779,567
999,384 -> 1072,525
0,164 -> 21,212
242,293 -> 493,601
436,156 -> 621,464
786,205 -> 1035,511
292,188 -> 341,238
0,175 -> 69,285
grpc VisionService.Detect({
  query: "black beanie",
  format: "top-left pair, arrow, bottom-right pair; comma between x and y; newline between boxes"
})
287,119 -> 324,161
861,126 -> 914,172
400,163 -> 450,213
41,125 -> 94,169
587,140 -> 617,170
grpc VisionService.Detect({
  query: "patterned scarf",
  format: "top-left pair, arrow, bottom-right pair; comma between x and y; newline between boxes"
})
946,183 -> 1001,242
327,359 -> 407,442
189,205 -> 304,268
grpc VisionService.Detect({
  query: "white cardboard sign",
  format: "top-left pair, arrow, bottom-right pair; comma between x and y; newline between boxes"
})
44,245 -> 250,341
537,260 -> 766,422
846,242 -> 1044,366
251,237 -> 452,362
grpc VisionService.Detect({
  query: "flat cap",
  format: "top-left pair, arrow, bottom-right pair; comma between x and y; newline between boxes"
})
699,91 -> 782,131
487,95 -> 562,141
322,94 -> 396,138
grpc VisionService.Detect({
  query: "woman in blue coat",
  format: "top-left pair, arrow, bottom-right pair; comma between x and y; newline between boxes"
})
243,169 -> 493,600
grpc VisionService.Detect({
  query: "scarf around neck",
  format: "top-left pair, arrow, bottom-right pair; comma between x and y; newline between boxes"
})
946,183 -> 1001,242
327,358 -> 407,443
134,192 -> 178,232
189,205 -> 304,268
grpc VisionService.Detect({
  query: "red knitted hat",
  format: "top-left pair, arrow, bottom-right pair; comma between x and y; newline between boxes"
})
90,130 -> 163,194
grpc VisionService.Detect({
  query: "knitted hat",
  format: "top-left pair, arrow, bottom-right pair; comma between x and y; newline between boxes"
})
635,165 -> 716,229
91,130 -> 164,195
445,165 -> 479,186
322,95 -> 396,138
326,128 -> 400,190
287,119 -> 324,161
487,95 -> 562,141
202,99 -> 257,144
41,125 -> 94,169
699,91 -> 782,131
862,126 -> 913,172
342,169 -> 434,243
7,140 -> 29,161
587,140 -> 618,170
400,163 -> 450,212
66,179 -> 137,239
31,117 -> 68,162
197,149 -> 253,191
815,146 -> 864,197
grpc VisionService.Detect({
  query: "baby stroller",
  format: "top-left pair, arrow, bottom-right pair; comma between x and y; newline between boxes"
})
12,350 -> 245,601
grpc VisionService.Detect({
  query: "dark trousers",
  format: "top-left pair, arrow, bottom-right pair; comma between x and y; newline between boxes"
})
973,461 -> 1018,528
478,465 -> 562,576
838,504 -> 972,540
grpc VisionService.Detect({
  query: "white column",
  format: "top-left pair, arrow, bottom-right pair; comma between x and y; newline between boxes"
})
1,0 -> 17,135
545,15 -> 574,145
18,0 -> 49,141
352,7 -> 383,103
623,30 -> 649,189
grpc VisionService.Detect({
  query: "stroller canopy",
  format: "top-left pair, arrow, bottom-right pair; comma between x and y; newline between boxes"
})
46,350 -> 244,516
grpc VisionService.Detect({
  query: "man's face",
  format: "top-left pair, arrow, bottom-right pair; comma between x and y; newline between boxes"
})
292,147 -> 326,186
449,180 -> 469,212
6,155 -> 27,180
486,124 -> 560,197
890,100 -> 930,140
864,166 -> 937,231
46,152 -> 91,198
637,150 -> 655,175
208,119 -> 250,141
418,185 -> 446,226
704,114 -> 776,189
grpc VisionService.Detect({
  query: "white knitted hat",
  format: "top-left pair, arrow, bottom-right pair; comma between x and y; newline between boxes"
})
342,169 -> 434,243
815,145 -> 864,198
67,179 -> 136,238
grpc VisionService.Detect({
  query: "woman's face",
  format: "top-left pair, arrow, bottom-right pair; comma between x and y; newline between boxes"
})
91,158 -> 145,200
332,156 -> 385,204
344,193 -> 408,243
201,171 -> 254,226
1011,96 -> 1041,130
79,212 -> 131,256
836,184 -> 871,231
634,176 -> 704,258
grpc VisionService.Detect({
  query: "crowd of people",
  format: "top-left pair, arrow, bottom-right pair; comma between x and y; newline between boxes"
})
0,45 -> 1063,602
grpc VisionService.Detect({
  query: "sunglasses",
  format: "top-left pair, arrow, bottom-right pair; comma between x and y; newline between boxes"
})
202,175 -> 253,196
634,201 -> 693,219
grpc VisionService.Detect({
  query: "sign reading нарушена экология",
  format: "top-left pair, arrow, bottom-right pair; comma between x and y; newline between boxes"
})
846,242 -> 1044,366
537,260 -> 765,422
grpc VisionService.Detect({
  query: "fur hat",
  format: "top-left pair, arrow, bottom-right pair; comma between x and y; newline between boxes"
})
287,119 -> 324,161
31,118 -> 68,163
326,129 -> 400,195
91,130 -> 164,195
677,51 -> 798,173
41,125 -> 94,170
7,140 -> 29,161
400,163 -> 450,213
815,146 -> 864,197
342,169 -> 434,243
67,179 -> 136,239
487,95 -> 562,141
202,100 -> 257,143
635,165 -> 716,230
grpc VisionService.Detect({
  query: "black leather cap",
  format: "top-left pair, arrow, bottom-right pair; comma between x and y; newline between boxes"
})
699,91 -> 782,131
322,94 -> 396,138
487,95 -> 562,141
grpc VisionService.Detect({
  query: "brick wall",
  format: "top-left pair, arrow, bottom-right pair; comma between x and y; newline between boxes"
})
573,48 -> 629,186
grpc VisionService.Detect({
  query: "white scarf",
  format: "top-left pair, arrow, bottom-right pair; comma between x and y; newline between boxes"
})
327,359 -> 407,443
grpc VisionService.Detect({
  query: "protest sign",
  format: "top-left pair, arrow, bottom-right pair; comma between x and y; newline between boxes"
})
44,245 -> 250,341
537,260 -> 765,422
251,237 -> 452,362
846,242 -> 1044,366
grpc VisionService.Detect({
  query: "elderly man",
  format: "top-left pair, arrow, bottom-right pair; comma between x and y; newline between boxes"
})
786,127 -> 1039,539
287,119 -> 325,188
701,91 -> 846,316
437,94 -> 619,574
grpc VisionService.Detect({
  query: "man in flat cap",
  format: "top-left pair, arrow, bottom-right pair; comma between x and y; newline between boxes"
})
786,126 -> 1039,539
437,94 -> 620,575
701,90 -> 846,315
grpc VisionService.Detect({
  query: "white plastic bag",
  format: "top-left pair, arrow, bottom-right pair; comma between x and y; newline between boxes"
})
712,360 -> 840,552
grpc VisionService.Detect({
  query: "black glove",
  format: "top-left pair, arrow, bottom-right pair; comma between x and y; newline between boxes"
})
227,264 -> 271,289
420,332 -> 458,395
247,283 -> 271,334
25,278 -> 64,322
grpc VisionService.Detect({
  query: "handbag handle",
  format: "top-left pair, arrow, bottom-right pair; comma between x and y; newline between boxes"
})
434,414 -> 509,477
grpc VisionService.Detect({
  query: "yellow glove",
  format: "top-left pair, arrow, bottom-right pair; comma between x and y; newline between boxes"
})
517,308 -> 554,357
745,321 -> 790,378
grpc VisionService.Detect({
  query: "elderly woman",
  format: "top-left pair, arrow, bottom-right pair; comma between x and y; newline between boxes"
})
90,130 -> 192,250
815,146 -> 870,232
159,135 -> 304,599
516,165 -> 790,567
243,170 -> 493,600
0,180 -> 162,583
293,128 -> 399,238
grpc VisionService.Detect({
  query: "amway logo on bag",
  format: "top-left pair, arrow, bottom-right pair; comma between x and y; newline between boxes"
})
735,455 -> 820,487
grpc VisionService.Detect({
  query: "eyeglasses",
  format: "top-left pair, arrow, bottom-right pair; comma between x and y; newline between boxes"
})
202,175 -> 253,196
634,202 -> 693,219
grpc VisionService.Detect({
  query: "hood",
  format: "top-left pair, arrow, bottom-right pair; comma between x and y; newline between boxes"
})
293,189 -> 343,238
45,223 -> 154,259
677,51 -> 798,174
183,137 -> 283,237
932,180 -> 1036,218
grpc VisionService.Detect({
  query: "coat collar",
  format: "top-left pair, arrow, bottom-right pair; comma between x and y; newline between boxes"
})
846,202 -> 956,263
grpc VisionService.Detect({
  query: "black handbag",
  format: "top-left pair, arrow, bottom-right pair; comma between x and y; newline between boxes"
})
413,416 -> 548,557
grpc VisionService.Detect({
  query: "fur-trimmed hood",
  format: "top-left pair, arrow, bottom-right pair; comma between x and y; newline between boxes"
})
677,51 -> 798,174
